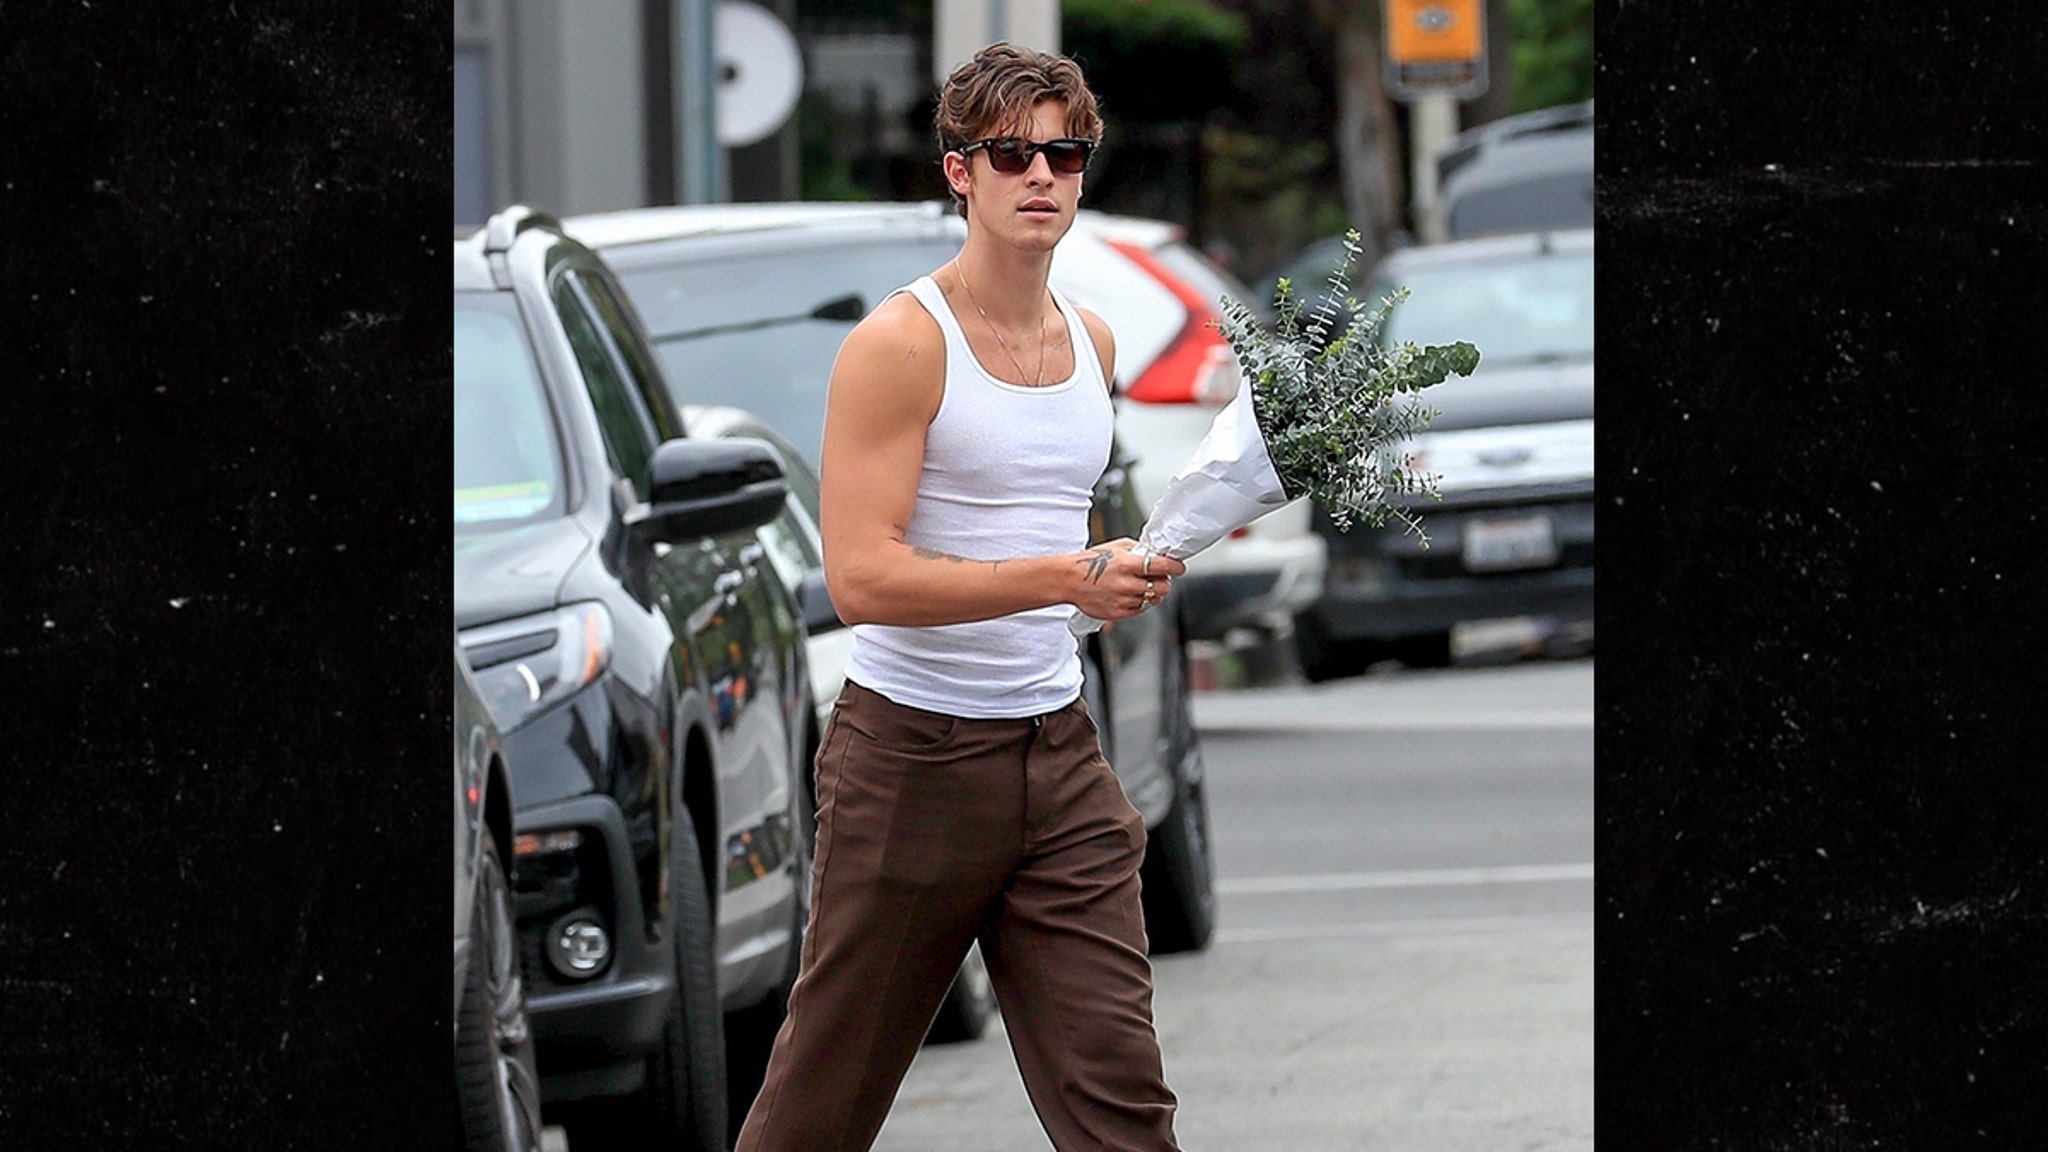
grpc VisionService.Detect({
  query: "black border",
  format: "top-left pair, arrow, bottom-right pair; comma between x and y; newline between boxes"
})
3,3 -> 451,1144
1598,1 -> 2048,1145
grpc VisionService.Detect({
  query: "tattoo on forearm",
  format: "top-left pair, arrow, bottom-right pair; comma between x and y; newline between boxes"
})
1078,548 -> 1112,584
909,546 -> 1004,574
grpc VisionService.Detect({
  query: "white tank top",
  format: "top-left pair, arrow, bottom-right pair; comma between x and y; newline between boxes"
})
844,274 -> 1113,719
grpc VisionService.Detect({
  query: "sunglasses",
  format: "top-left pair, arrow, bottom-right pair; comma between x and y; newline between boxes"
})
958,136 -> 1094,175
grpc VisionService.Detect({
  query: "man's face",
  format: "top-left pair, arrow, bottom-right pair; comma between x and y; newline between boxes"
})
946,99 -> 1087,252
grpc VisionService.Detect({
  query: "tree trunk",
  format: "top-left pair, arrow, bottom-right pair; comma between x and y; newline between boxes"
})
1468,0 -> 1516,128
1320,2 -> 1405,266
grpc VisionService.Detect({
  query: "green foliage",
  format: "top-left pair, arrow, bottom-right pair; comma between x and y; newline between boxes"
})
1509,0 -> 1594,112
797,90 -> 873,202
1214,231 -> 1481,539
1063,0 -> 1249,123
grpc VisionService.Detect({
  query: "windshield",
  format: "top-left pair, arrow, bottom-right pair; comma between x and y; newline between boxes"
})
1377,251 -> 1593,365
618,239 -> 960,468
454,294 -> 567,527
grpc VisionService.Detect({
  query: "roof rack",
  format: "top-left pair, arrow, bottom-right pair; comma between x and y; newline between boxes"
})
1436,100 -> 1594,185
484,205 -> 563,255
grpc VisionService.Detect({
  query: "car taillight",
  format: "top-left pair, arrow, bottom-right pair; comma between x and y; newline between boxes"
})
1108,239 -> 1238,407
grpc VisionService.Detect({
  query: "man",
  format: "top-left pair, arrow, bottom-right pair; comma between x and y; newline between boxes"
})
733,42 -> 1187,1152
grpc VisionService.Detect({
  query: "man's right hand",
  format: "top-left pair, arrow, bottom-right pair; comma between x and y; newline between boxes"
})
1065,538 -> 1186,621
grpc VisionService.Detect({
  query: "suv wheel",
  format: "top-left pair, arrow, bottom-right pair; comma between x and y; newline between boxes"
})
457,836 -> 543,1152
1294,612 -> 1375,683
1393,632 -> 1453,669
566,805 -> 728,1151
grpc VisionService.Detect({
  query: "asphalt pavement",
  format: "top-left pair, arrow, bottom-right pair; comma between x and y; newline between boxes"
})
873,657 -> 1595,1151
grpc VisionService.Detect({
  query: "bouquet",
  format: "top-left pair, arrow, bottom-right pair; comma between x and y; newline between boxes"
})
1072,230 -> 1481,636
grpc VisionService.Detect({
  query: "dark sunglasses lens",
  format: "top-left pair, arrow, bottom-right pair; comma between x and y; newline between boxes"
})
987,140 -> 1032,173
1043,142 -> 1089,173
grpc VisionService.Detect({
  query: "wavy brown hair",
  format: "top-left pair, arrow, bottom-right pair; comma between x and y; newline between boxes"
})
934,42 -> 1103,215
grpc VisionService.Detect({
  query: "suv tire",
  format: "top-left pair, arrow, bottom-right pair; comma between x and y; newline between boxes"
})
457,836 -> 543,1152
1294,612 -> 1375,683
566,805 -> 728,1151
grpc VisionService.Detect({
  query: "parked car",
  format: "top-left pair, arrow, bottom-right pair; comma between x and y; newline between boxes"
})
1436,99 -> 1594,240
1255,103 -> 1593,336
455,641 -> 543,1151
1292,228 -> 1595,681
1058,211 -> 1329,646
1250,230 -> 1427,354
454,205 -> 816,1150
561,202 -> 1217,960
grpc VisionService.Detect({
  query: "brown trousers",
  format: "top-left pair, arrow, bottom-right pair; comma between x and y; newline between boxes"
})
734,679 -> 1181,1152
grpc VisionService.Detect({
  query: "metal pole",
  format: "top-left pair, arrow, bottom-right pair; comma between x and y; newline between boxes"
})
675,0 -> 725,204
1410,92 -> 1457,243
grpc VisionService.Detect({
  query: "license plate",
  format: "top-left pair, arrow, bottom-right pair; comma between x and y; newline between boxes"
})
1462,514 -> 1557,572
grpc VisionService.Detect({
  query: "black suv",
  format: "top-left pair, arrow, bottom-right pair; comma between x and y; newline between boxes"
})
454,206 -> 814,1149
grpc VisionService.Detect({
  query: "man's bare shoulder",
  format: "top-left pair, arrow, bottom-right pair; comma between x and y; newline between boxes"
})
840,290 -> 944,367
1075,304 -> 1117,388
831,288 -> 946,425
1075,304 -> 1114,347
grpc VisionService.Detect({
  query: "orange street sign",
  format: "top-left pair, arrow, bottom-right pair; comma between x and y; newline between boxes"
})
1384,0 -> 1488,100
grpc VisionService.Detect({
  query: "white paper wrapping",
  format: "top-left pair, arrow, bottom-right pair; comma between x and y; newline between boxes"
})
1071,375 -> 1290,636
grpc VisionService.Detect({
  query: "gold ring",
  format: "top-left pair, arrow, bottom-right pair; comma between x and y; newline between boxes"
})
1142,553 -> 1152,577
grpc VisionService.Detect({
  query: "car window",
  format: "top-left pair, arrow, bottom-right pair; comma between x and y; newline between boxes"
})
1252,234 -> 1351,313
574,269 -> 686,443
617,239 -> 959,467
770,435 -> 822,529
1447,170 -> 1595,238
454,294 -> 567,527
553,272 -> 658,497
1377,251 -> 1594,365
757,508 -> 816,595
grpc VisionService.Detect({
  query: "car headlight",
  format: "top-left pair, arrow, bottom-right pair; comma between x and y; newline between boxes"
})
462,602 -> 615,731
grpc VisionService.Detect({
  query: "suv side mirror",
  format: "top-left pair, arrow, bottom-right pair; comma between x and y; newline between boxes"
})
797,568 -> 844,635
633,438 -> 787,541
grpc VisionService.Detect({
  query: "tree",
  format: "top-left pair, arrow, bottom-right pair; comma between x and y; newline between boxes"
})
1062,0 -> 1249,229
1509,0 -> 1593,112
1308,0 -> 1405,270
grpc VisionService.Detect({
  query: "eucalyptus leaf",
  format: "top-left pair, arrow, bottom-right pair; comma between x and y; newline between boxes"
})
1213,229 -> 1484,539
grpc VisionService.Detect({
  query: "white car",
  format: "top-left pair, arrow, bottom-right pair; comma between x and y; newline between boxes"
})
1057,211 -> 1328,644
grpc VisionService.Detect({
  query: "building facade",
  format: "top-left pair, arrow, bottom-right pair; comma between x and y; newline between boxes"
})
454,0 -> 1060,226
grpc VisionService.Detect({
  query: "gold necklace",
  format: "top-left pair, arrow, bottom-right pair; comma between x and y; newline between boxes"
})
952,260 -> 1046,386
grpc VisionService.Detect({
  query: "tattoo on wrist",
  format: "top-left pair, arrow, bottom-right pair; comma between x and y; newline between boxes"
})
1078,548 -> 1112,584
